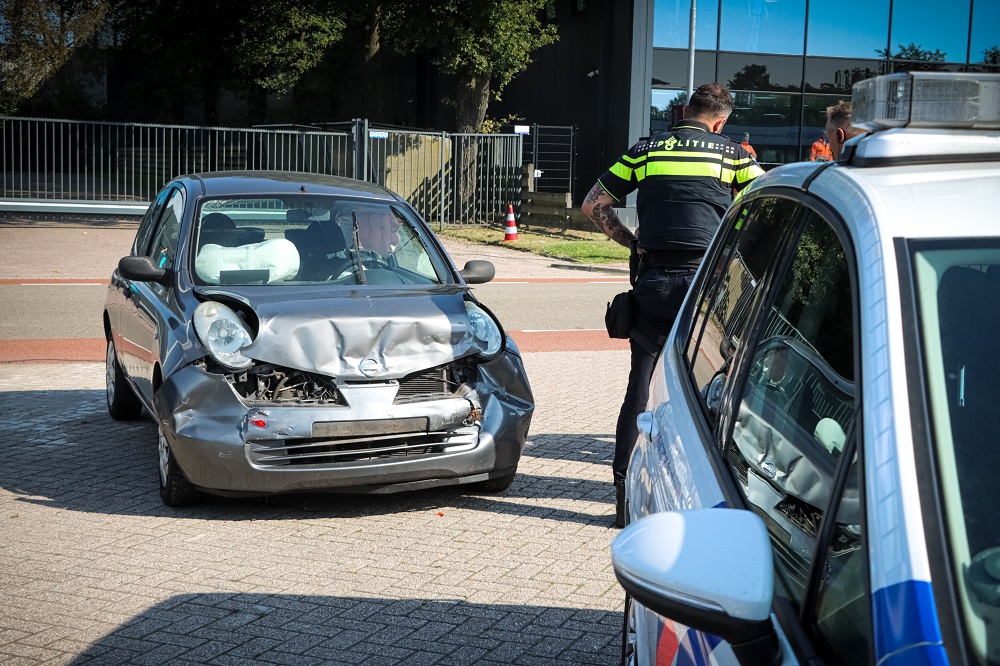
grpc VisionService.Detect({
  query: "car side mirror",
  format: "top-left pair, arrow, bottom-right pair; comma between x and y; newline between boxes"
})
459,260 -> 495,284
118,255 -> 170,285
611,509 -> 782,666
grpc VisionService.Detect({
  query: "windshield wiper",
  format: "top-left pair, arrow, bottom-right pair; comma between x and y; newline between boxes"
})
350,211 -> 367,285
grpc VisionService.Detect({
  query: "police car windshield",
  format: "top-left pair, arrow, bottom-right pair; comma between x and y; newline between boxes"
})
911,242 -> 1000,660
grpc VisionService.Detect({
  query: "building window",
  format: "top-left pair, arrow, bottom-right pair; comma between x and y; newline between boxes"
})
971,0 -> 1000,65
806,0 -> 889,58
804,58 -> 884,94
653,0 -> 719,49
888,0 -> 970,63
719,0 -> 806,55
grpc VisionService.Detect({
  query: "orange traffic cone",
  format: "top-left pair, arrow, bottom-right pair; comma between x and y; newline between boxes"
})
503,205 -> 519,241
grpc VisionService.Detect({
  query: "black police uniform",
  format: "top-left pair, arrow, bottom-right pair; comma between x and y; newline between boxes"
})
597,119 -> 763,483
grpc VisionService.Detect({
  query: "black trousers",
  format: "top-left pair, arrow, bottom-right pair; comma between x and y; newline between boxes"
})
613,266 -> 695,481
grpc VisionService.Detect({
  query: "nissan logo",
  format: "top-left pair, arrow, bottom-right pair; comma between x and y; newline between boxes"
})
359,357 -> 383,377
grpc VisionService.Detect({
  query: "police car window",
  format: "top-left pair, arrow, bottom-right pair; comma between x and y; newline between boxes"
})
727,214 -> 857,607
812,453 -> 869,663
912,244 -> 1000,663
147,189 -> 184,272
686,197 -> 799,427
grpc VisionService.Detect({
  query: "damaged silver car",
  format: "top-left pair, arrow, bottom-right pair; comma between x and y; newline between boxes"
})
103,171 -> 534,506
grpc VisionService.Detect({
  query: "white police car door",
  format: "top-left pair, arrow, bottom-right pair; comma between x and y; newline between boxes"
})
631,192 -> 872,664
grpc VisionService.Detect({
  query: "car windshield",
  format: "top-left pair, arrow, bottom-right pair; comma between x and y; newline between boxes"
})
911,242 -> 1000,663
191,195 -> 448,286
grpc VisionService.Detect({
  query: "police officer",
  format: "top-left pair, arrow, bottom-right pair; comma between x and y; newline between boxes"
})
581,82 -> 764,527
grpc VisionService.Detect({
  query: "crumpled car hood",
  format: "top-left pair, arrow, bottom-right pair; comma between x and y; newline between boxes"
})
197,285 -> 487,380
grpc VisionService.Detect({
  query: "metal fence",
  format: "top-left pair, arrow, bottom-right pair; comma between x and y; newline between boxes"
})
523,124 -> 575,198
0,116 -> 522,227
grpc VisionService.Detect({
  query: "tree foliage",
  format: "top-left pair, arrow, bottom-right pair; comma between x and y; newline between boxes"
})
386,0 -> 557,132
983,45 -> 1000,66
236,2 -> 344,95
0,0 -> 108,114
876,42 -> 947,62
111,0 -> 343,122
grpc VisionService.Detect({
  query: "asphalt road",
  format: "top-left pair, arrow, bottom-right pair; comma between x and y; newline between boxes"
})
0,218 -> 632,360
0,282 -> 625,341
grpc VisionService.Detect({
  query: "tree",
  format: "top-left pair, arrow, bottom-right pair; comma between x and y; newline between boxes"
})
983,45 -> 1000,66
110,0 -> 343,124
875,42 -> 947,73
386,0 -> 557,133
0,0 -> 108,115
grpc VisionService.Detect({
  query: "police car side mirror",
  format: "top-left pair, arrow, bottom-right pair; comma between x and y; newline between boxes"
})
611,509 -> 782,666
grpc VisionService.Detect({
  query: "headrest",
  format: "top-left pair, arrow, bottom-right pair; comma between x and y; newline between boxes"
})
202,212 -> 236,230
287,209 -> 313,224
306,220 -> 347,254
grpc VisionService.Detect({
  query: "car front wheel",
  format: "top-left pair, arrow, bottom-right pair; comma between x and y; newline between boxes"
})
106,339 -> 142,420
158,425 -> 202,507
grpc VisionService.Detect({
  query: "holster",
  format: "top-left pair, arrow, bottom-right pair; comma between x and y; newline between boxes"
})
629,240 -> 645,286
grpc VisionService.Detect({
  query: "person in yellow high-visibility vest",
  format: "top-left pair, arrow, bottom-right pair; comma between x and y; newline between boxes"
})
580,82 -> 765,528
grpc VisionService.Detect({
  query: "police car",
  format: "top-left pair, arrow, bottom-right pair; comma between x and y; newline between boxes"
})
611,72 -> 1000,665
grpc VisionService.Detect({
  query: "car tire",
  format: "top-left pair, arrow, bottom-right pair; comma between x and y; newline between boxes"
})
106,339 -> 143,420
158,425 -> 202,507
474,468 -> 517,493
621,592 -> 637,666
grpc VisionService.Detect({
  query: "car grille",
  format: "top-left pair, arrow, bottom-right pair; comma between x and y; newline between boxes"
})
247,417 -> 477,466
394,364 -> 475,404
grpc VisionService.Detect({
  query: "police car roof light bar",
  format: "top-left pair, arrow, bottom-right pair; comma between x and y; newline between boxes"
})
852,72 -> 1000,131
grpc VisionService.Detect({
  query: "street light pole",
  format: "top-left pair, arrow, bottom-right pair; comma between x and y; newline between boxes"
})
686,0 -> 696,102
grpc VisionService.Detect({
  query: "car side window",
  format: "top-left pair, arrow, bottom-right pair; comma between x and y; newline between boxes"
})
146,188 -> 184,271
727,214 -> 858,607
133,187 -> 171,256
685,198 -> 800,427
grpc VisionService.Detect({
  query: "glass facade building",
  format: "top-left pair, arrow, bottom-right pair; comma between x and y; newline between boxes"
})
651,0 -> 1000,165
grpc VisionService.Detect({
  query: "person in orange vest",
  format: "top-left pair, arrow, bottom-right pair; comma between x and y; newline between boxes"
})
810,136 -> 834,162
740,132 -> 757,160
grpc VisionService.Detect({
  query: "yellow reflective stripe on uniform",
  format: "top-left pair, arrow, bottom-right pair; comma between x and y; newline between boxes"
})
610,162 -> 633,180
734,163 -> 765,185
635,165 -> 647,181
647,150 -> 725,160
620,153 -> 644,165
645,161 -> 723,178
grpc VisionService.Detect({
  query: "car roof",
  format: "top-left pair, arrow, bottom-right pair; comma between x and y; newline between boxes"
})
176,170 -> 401,201
746,129 -> 1000,243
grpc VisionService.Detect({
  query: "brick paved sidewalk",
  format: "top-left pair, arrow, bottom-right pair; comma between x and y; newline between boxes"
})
0,350 -> 629,665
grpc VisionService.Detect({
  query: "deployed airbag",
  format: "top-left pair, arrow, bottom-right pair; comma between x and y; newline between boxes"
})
196,239 -> 300,284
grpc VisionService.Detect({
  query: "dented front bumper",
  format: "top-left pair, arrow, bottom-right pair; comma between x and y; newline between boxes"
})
152,350 -> 534,496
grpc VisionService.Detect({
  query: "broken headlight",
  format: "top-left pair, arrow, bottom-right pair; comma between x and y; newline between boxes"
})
465,301 -> 503,359
194,301 -> 254,370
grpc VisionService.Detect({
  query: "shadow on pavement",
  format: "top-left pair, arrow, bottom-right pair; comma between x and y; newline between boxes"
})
0,389 -> 615,527
67,592 -> 621,665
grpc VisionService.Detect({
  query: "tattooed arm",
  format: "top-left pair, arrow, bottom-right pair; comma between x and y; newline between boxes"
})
581,182 -> 636,249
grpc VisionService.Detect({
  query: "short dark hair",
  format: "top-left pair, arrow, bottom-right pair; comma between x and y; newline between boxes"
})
826,100 -> 866,139
687,83 -> 734,118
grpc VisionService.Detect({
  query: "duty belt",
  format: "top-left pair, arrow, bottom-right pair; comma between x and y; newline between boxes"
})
642,249 -> 704,268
